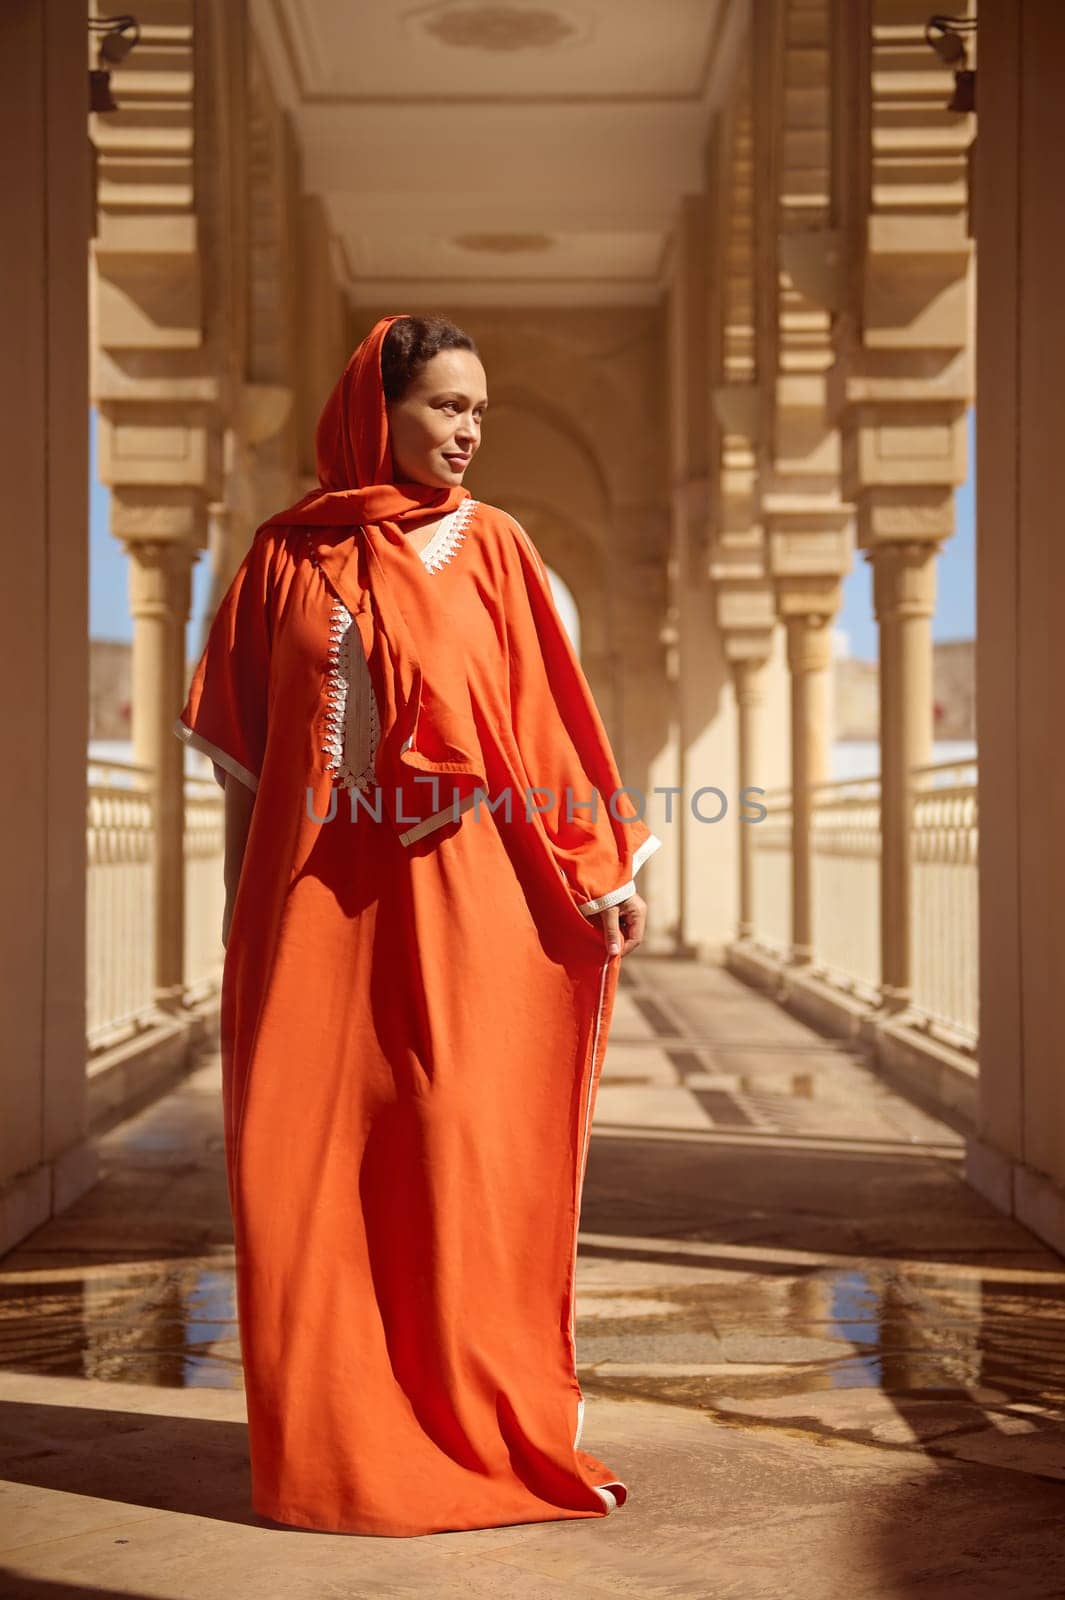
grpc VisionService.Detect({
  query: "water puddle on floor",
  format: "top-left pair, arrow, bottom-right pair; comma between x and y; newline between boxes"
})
4,1247 -> 1065,1426
0,1261 -> 243,1389
4,1253 -> 1065,1407
574,1261 -> 1065,1418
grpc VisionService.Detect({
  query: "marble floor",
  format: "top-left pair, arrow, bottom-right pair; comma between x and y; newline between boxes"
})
2,955 -> 1065,1598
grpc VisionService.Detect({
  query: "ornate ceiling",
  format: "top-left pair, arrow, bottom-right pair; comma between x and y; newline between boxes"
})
252,0 -> 740,306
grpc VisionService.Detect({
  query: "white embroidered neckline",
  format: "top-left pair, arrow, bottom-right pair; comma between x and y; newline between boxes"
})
417,497 -> 478,573
308,501 -> 478,791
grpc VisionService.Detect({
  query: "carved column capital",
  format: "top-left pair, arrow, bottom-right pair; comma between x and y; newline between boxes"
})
729,642 -> 775,687
783,608 -> 836,676
867,539 -> 938,625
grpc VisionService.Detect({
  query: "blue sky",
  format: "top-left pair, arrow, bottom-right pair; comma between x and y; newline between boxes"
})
90,406 -> 976,663
89,409 -> 215,655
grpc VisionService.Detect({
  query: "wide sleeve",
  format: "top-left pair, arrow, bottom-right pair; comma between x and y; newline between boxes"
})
172,528 -> 279,794
501,515 -> 662,916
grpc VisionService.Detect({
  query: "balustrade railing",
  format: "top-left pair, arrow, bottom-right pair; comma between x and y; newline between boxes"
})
745,758 -> 978,1051
86,759 -> 156,1052
750,788 -> 792,956
910,759 -> 979,1050
87,760 -> 225,1051
810,774 -> 882,1004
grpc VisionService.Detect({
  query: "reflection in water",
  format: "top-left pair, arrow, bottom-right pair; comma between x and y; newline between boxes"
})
4,1252 -> 1065,1416
0,1260 -> 243,1390
828,1269 -> 884,1388
182,1268 -> 239,1388
571,1257 -> 1065,1432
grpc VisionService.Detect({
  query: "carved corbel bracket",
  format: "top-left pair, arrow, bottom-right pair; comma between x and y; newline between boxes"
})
238,382 -> 294,446
712,383 -> 763,443
778,229 -> 842,313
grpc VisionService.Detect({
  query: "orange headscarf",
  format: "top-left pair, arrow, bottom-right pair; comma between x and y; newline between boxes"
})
261,313 -> 471,532
256,313 -> 487,841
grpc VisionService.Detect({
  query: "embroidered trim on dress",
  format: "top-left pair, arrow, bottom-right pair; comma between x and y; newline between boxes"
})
322,596 -> 380,791
303,528 -> 379,792
173,716 -> 260,795
418,498 -> 479,573
305,506 -> 477,794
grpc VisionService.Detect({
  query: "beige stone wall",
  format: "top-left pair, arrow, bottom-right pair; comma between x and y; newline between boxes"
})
834,658 -> 880,742
90,642 -> 134,744
832,642 -> 973,744
932,640 -> 975,743
297,195 -> 350,487
0,4 -> 94,1209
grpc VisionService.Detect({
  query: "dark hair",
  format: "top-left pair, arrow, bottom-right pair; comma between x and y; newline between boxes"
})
380,314 -> 479,403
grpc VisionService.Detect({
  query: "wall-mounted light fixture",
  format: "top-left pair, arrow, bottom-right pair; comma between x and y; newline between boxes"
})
925,13 -> 977,113
88,14 -> 140,113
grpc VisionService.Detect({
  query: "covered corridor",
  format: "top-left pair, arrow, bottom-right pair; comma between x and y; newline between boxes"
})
5,0 -> 1065,1583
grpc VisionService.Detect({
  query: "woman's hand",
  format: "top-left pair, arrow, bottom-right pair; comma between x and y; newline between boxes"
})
594,892 -> 647,958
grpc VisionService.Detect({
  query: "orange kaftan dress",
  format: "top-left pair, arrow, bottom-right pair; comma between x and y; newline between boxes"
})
174,493 -> 662,1537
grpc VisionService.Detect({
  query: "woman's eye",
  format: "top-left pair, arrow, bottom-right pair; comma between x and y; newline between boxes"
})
439,402 -> 484,421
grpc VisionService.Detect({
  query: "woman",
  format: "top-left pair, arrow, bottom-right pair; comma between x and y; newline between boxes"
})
174,313 -> 662,1537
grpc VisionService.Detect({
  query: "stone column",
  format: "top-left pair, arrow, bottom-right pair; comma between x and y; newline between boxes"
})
707,64 -> 788,954
766,522 -> 850,968
730,653 -> 771,940
828,0 -> 973,1013
782,603 -> 835,963
752,0 -> 853,968
965,0 -> 1065,1246
91,1 -> 249,1008
125,537 -> 196,1011
0,0 -> 99,1251
710,546 -> 777,950
615,537 -> 674,954
870,541 -> 936,1010
198,392 -> 293,656
667,192 -> 740,955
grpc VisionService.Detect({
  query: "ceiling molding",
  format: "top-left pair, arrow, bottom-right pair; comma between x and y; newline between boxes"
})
253,0 -> 743,310
249,0 -> 300,111
702,0 -> 749,117
347,278 -> 661,309
264,0 -> 728,106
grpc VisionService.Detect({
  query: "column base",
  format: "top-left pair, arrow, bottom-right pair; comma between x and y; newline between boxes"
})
966,1135 -> 1065,1263
877,984 -> 912,1017
154,984 -> 188,1016
88,996 -> 220,1138
0,1138 -> 100,1259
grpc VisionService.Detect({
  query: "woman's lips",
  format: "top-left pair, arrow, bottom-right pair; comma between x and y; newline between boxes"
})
444,454 -> 470,467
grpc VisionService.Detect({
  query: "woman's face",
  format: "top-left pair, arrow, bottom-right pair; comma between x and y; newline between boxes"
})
386,347 -> 489,489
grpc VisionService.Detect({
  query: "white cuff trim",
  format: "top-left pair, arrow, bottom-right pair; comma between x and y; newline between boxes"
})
576,832 -> 663,917
632,832 -> 663,875
173,718 -> 259,795
594,1485 -> 622,1514
399,788 -> 479,846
